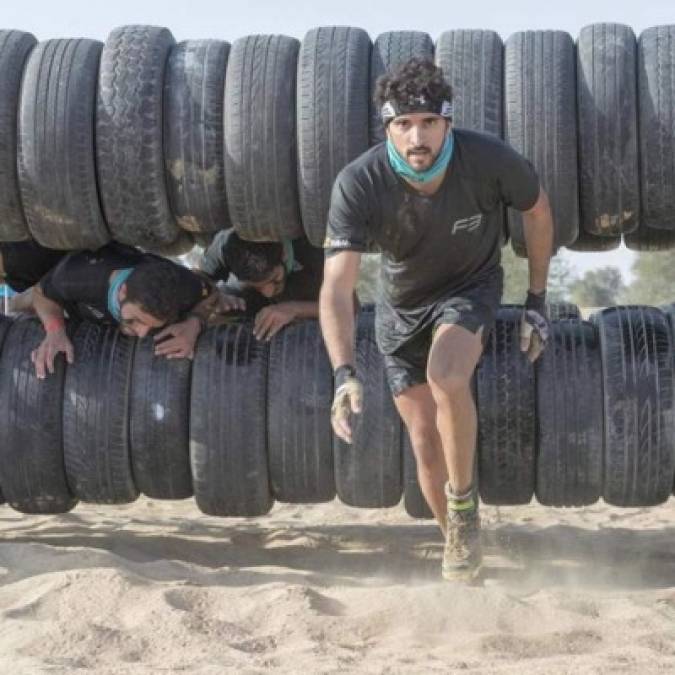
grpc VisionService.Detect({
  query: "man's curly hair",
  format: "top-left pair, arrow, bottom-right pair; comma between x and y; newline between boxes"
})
373,58 -> 453,118
221,232 -> 283,283
125,260 -> 192,325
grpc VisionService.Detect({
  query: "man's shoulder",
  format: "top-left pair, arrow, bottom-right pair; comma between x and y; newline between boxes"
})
336,143 -> 392,190
453,129 -> 524,169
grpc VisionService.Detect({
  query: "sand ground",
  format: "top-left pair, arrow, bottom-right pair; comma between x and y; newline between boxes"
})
0,496 -> 674,674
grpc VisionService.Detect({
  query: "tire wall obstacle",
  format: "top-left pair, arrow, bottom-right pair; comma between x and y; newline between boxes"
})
1,23 -> 675,516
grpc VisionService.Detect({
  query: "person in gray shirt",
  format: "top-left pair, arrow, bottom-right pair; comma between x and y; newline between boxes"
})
320,58 -> 554,582
200,229 -> 324,341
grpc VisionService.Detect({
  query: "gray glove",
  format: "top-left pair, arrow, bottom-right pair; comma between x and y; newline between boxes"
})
520,290 -> 549,362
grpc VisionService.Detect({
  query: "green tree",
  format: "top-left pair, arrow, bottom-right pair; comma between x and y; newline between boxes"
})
570,266 -> 625,307
501,245 -> 529,303
501,248 -> 575,303
622,251 -> 675,305
547,255 -> 576,302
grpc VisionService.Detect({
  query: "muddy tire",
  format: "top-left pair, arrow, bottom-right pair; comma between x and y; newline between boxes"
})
18,39 -> 109,250
0,30 -> 36,241
297,27 -> 371,247
96,25 -> 179,248
224,35 -> 302,241
164,39 -> 231,235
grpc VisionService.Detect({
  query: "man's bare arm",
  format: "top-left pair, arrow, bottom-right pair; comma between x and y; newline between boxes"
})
522,187 -> 554,292
33,283 -> 67,327
31,284 -> 74,378
319,251 -> 361,369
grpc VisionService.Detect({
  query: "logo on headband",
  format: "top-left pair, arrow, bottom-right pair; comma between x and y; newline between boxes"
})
440,100 -> 454,118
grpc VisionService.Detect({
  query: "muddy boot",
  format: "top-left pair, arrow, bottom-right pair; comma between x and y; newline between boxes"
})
442,483 -> 482,581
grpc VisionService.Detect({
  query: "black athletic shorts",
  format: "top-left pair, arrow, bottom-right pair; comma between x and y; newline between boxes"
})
375,268 -> 503,397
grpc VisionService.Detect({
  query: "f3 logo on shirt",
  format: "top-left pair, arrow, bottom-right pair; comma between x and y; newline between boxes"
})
451,213 -> 483,235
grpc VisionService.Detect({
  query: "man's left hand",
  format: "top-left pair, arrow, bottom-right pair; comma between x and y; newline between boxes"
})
154,316 -> 202,359
520,290 -> 549,362
253,303 -> 297,341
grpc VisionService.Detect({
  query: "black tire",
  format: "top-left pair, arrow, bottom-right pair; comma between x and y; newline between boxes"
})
567,228 -> 621,252
535,319 -> 603,506
63,322 -> 138,503
477,306 -> 535,504
663,304 -> 675,496
624,226 -> 675,251
369,31 -> 434,146
334,310 -> 402,507
435,30 -> 503,138
297,27 -> 371,247
0,30 -> 36,241
164,39 -> 231,235
597,306 -> 675,506
0,318 -> 76,513
0,315 -> 11,505
96,25 -> 179,249
190,324 -> 272,516
505,31 -> 579,250
267,319 -> 335,503
148,230 -> 195,258
224,35 -> 302,242
18,39 -> 110,250
130,337 -> 192,500
435,30 -> 507,248
401,432 -> 433,519
577,24 -> 639,237
638,26 -> 675,231
547,302 -> 581,321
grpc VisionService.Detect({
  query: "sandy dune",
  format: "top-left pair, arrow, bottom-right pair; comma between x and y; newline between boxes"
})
0,497 -> 673,673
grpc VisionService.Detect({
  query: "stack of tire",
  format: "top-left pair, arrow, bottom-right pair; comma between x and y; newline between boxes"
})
1,23 -> 674,255
0,302 -> 673,518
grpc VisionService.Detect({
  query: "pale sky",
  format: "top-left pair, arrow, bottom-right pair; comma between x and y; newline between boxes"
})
8,0 -> 674,282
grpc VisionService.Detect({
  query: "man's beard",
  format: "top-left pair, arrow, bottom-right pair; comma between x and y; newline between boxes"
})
406,145 -> 435,166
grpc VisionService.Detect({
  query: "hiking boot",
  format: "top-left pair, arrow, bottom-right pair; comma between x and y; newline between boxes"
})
442,485 -> 482,581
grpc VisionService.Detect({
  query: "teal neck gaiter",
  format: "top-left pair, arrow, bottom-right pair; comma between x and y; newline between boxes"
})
387,132 -> 454,184
281,237 -> 295,276
108,268 -> 134,321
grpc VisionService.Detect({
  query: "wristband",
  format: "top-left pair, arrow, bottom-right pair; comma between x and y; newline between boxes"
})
44,318 -> 65,334
525,290 -> 547,315
334,364 -> 356,389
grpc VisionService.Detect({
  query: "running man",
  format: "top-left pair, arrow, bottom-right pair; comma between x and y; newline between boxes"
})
320,58 -> 553,581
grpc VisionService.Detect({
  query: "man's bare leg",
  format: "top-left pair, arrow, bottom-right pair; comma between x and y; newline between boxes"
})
426,324 -> 484,580
393,383 -> 448,533
426,324 -> 483,494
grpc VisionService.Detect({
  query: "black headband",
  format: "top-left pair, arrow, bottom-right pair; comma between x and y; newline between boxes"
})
381,97 -> 453,123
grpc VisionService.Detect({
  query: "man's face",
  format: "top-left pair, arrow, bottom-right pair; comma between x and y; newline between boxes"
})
246,264 -> 286,298
117,284 -> 166,337
386,113 -> 450,171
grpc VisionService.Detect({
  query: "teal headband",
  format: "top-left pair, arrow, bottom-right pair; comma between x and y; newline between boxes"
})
108,268 -> 134,321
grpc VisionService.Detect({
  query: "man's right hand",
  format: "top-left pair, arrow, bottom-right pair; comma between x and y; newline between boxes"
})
331,365 -> 363,444
31,329 -> 74,379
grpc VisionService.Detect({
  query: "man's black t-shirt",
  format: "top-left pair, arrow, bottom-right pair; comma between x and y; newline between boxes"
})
200,229 -> 324,315
39,242 -> 209,323
0,241 -> 66,292
324,129 -> 540,310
